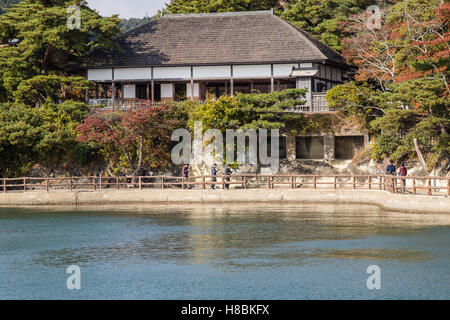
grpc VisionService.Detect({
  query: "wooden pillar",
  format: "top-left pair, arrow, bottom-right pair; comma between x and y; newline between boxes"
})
146,83 -> 150,100
151,80 -> 155,103
250,80 -> 254,93
277,79 -> 280,91
271,78 -> 274,93
225,81 -> 228,95
111,82 -> 115,108
230,79 -> 234,97
190,79 -> 194,100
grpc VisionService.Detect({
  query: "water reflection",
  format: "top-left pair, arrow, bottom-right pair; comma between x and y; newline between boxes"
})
19,204 -> 449,269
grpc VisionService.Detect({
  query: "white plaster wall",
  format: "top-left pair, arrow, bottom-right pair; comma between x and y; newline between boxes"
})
193,66 -> 231,79
299,63 -> 313,69
186,83 -> 200,97
87,69 -> 113,81
114,68 -> 151,80
233,64 -> 271,78
273,64 -> 297,77
161,83 -> 174,98
123,84 -> 136,99
154,67 -> 191,79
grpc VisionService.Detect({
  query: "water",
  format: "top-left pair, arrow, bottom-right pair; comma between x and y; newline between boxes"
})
0,204 -> 449,300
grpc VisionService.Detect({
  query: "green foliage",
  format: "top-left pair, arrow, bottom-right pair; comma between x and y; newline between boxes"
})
0,100 -> 91,176
162,0 -> 280,15
189,89 -> 306,132
281,0 -> 373,51
325,82 -> 374,115
0,0 -> 121,97
369,109 -> 449,163
14,75 -> 91,107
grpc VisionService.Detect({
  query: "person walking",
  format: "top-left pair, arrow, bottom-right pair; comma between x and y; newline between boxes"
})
225,164 -> 233,189
182,164 -> 190,189
398,163 -> 407,187
211,163 -> 219,190
386,160 -> 396,175
385,160 -> 397,193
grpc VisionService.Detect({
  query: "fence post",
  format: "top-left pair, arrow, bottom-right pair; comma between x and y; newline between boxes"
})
313,176 -> 317,189
23,178 -> 26,193
244,176 -> 247,189
379,176 -> 382,190
46,178 -> 49,192
291,176 -> 294,189
368,176 -> 371,190
352,176 -> 356,190
267,176 -> 271,189
334,176 -> 337,190
3,179 -> 5,193
69,177 -> 73,192
427,177 -> 432,196
117,177 -> 120,189
413,178 -> 416,195
202,176 -> 205,190
139,176 -> 142,190
222,176 -> 225,189
447,179 -> 450,196
93,176 -> 96,191
161,176 -> 164,189
401,177 -> 405,194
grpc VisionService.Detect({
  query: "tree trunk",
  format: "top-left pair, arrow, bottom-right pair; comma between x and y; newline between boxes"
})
133,136 -> 144,180
42,44 -> 52,74
413,138 -> 428,173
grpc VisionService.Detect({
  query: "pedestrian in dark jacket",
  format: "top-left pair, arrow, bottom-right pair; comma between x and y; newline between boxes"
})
182,164 -> 190,189
211,164 -> 219,190
398,163 -> 407,187
386,160 -> 396,175
225,164 -> 233,189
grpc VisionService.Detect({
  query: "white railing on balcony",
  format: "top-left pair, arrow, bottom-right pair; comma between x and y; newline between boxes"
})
88,98 -> 159,110
288,92 -> 335,113
88,93 -> 335,113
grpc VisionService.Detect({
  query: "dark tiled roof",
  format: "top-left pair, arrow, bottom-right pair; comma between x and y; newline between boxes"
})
87,11 -> 348,68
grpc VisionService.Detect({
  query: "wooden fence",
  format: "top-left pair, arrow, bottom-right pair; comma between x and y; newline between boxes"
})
1,175 -> 449,196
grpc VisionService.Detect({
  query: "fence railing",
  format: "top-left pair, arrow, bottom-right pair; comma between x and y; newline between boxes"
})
1,175 -> 449,196
88,98 -> 159,110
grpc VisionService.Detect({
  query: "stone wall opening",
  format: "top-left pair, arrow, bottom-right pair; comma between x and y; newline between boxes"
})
335,136 -> 364,160
295,137 -> 324,159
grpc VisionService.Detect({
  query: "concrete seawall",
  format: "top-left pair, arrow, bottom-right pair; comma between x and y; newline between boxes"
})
0,189 -> 449,213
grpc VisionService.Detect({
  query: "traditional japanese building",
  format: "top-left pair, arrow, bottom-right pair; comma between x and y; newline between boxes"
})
86,10 -> 350,112
85,10 -> 368,165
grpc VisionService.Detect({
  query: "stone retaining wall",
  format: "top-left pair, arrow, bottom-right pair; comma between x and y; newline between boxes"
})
0,190 -> 449,214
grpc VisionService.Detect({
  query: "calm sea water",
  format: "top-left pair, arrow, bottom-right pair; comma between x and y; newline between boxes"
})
0,204 -> 449,300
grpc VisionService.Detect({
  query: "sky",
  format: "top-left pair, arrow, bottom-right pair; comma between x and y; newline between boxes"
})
87,0 -> 168,19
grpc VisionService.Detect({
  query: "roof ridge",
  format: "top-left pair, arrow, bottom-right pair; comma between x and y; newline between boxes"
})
162,10 -> 273,19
